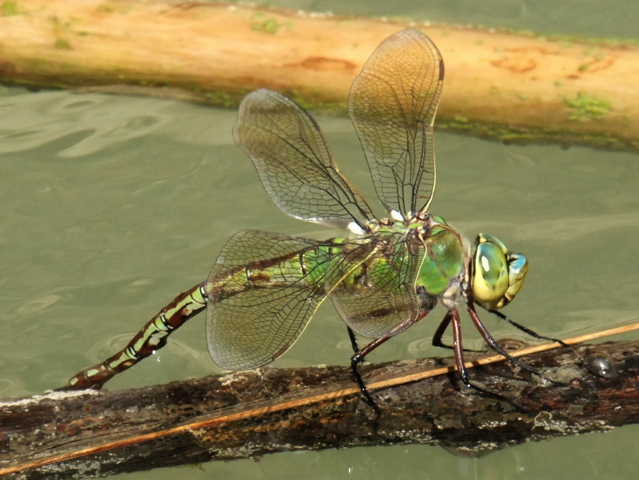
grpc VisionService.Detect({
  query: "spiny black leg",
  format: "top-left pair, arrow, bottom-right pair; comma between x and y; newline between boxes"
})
484,306 -> 587,375
350,354 -> 382,417
347,326 -> 361,353
351,331 -> 401,417
349,310 -> 429,415
346,327 -> 380,415
468,305 -> 566,387
450,308 -> 527,411
484,306 -> 570,348
432,311 -> 482,352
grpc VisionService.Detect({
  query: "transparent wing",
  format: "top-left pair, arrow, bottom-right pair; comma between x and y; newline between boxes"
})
349,28 -> 444,219
331,234 -> 426,339
205,230 -> 378,370
235,89 -> 375,230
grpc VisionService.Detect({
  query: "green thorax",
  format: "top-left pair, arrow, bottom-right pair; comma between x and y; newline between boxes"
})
341,216 -> 467,297
332,217 -> 467,297
416,221 -> 466,296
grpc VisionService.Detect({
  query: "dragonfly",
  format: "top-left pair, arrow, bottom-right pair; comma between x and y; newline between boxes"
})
64,29 -> 549,406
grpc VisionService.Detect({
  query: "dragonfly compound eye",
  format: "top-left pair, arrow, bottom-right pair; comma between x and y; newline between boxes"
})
503,252 -> 528,307
472,233 -> 528,309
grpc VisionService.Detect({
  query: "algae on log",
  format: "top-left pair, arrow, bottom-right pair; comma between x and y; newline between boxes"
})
1,1 -> 639,151
2,340 -> 639,479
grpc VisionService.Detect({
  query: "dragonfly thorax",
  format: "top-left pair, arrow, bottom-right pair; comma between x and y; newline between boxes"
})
413,217 -> 468,308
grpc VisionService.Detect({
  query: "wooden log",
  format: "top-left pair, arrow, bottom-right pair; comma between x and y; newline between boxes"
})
2,339 -> 639,479
1,1 -> 639,151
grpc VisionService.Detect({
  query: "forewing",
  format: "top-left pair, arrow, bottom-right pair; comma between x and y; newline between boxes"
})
331,235 -> 426,339
235,89 -> 374,230
205,230 -> 377,370
349,29 -> 444,219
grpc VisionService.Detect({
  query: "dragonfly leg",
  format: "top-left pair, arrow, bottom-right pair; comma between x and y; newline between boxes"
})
59,283 -> 207,391
350,356 -> 381,416
346,326 -> 376,411
467,304 -> 566,387
432,311 -> 482,352
488,308 -> 587,368
450,308 -> 527,410
431,311 -> 453,349
346,326 -> 361,353
484,306 -> 571,348
450,308 -> 474,387
350,310 -> 430,414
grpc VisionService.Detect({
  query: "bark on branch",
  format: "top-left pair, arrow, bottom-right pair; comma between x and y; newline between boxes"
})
1,1 -> 639,151
2,339 -> 639,479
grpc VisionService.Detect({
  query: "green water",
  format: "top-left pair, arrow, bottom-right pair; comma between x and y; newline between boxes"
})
2,1 -> 639,479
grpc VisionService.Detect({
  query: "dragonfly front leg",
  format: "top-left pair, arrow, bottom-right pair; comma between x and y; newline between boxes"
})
451,308 -> 529,412
450,308 -> 473,387
60,283 -> 207,391
349,310 -> 430,413
431,311 -> 482,352
467,304 -> 565,387
483,306 -> 571,348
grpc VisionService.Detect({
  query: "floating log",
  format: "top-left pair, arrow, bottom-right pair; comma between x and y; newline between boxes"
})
1,1 -> 639,151
2,339 -> 639,479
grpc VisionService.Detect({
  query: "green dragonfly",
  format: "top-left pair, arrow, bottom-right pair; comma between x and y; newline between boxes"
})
64,29 -> 537,404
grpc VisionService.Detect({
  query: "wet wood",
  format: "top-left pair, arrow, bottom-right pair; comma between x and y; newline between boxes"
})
1,1 -> 639,151
2,339 -> 639,479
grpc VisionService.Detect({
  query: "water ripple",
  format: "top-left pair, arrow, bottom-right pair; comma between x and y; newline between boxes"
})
0,91 -> 167,157
0,89 -> 235,158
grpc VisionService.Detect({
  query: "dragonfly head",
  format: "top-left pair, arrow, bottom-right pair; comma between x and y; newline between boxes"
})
470,233 -> 528,310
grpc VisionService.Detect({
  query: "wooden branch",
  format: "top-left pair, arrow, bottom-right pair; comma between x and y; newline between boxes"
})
2,339 -> 639,479
1,1 -> 639,151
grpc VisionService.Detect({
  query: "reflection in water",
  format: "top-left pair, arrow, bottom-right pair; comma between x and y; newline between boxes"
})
15,293 -> 61,315
0,91 -> 236,157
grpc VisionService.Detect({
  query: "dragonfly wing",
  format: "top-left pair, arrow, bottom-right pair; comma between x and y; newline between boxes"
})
349,29 -> 444,219
331,235 -> 426,339
235,89 -> 375,231
205,230 -> 377,370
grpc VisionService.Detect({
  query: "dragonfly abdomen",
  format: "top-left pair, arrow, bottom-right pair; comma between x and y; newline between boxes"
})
206,242 -> 347,302
66,284 -> 207,389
